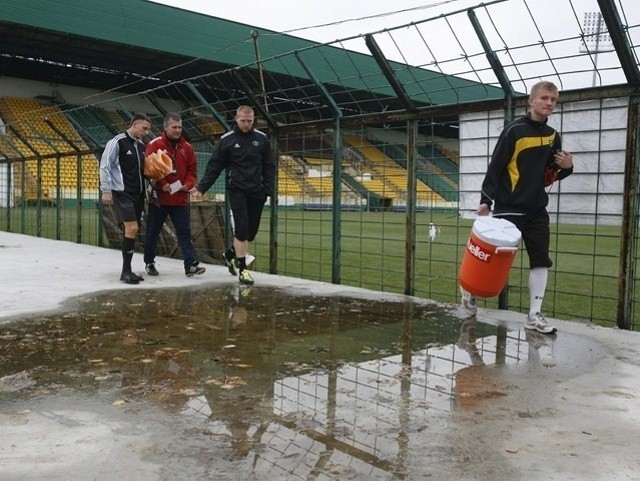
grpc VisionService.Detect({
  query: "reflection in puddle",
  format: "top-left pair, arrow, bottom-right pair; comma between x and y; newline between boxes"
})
0,286 -> 561,479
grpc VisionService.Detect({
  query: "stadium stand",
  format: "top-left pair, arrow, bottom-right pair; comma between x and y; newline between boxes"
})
0,96 -> 100,202
343,134 -> 443,204
63,104 -> 117,148
0,92 -> 450,208
304,177 -> 334,196
191,115 -> 226,137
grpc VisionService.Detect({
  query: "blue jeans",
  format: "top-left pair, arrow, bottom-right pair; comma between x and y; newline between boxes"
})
144,204 -> 196,269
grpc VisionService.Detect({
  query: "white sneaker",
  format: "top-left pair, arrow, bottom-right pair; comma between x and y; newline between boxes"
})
460,286 -> 477,316
525,312 -> 557,334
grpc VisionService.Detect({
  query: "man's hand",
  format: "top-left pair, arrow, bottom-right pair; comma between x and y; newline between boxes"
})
476,203 -> 491,216
190,187 -> 203,199
553,150 -> 573,169
101,192 -> 112,205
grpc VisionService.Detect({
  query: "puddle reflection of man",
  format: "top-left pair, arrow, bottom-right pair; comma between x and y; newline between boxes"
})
454,318 -> 487,411
228,285 -> 251,327
525,330 -> 556,367
456,318 -> 485,367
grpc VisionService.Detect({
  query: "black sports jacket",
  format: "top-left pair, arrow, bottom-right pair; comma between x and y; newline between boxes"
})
197,126 -> 275,196
99,132 -> 146,194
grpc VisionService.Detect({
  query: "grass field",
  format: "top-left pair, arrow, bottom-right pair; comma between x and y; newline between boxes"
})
251,209 -> 630,327
1,204 -> 636,329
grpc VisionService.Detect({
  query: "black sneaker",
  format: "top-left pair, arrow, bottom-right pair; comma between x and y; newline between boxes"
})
238,269 -> 254,285
186,262 -> 206,277
145,263 -> 159,276
223,250 -> 239,276
120,272 -> 143,284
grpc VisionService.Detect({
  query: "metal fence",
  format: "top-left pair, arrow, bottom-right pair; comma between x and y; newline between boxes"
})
1,0 -> 639,329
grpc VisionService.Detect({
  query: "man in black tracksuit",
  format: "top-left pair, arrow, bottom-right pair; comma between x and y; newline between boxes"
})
193,105 -> 275,285
100,113 -> 152,285
474,81 -> 574,334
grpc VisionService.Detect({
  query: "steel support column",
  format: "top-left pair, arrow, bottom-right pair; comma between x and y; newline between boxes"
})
365,34 -> 415,111
269,134 -> 279,275
295,52 -> 343,284
405,120 -> 417,296
184,81 -> 231,131
232,69 -> 278,130
617,95 -> 640,329
598,0 -> 640,85
468,9 -> 514,97
469,7 -> 515,309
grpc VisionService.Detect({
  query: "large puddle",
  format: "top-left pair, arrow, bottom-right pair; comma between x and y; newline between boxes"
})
0,285 -> 602,480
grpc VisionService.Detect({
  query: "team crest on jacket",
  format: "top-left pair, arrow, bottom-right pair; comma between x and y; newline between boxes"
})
252,140 -> 259,147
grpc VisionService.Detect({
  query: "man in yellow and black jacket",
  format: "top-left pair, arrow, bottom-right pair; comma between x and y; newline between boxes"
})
476,80 -> 574,334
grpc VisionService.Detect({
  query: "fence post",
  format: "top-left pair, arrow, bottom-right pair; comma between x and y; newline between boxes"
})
405,120 -> 417,296
616,95 -> 640,329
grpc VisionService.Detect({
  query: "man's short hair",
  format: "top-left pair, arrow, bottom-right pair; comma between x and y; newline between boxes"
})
530,81 -> 559,98
164,112 -> 182,125
130,113 -> 151,126
235,105 -> 254,117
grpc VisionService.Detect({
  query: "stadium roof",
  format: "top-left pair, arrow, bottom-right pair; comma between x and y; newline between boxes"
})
0,0 -> 505,120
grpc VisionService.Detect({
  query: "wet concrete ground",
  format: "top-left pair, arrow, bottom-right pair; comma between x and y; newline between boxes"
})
1,231 -> 640,481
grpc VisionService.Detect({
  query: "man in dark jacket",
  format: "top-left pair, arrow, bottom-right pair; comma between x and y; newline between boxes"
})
192,105 -> 275,285
100,113 -> 151,285
474,80 -> 574,334
143,112 -> 205,278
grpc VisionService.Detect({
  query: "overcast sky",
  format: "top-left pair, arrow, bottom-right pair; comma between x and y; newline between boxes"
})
149,0 -> 639,90
150,0 -> 484,43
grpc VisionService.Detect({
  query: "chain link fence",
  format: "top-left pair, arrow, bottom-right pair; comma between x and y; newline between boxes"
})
1,0 -> 639,329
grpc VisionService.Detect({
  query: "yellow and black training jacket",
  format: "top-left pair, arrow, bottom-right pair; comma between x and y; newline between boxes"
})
480,114 -> 573,215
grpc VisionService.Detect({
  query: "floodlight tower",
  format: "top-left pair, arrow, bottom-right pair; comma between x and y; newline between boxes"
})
580,11 -> 613,87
